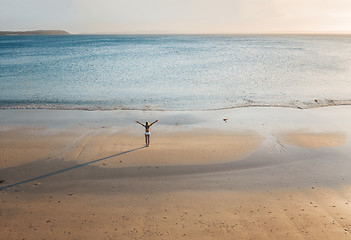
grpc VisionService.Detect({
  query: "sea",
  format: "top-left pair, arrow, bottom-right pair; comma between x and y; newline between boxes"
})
1,34 -> 351,111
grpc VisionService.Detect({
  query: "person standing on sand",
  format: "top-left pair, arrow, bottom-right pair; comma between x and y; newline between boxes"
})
136,120 -> 158,147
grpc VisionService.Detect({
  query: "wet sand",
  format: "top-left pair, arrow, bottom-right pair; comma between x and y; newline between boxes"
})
279,132 -> 346,149
0,127 -> 262,169
1,107 -> 351,239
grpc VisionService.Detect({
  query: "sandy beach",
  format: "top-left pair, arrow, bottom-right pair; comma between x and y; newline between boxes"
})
1,107 -> 351,239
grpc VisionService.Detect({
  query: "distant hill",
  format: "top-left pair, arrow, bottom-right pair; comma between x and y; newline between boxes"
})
0,30 -> 70,35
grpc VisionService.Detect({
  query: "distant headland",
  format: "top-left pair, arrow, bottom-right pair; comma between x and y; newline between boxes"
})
0,30 -> 70,35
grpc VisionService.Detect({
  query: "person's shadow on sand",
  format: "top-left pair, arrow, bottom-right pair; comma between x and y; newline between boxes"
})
0,146 -> 146,191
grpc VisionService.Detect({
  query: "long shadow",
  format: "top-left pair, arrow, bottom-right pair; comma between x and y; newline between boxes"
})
0,146 -> 146,191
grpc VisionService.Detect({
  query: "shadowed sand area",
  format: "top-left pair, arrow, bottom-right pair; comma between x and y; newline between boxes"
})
1,107 -> 351,239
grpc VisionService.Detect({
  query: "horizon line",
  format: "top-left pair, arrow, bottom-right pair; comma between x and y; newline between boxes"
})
2,29 -> 351,36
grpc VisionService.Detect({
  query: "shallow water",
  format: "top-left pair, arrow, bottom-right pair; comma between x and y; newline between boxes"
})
1,35 -> 351,110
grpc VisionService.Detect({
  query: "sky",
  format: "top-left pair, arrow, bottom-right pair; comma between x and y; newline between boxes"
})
1,0 -> 351,34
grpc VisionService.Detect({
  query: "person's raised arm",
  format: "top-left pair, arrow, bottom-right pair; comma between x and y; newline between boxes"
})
136,121 -> 145,127
150,120 -> 159,126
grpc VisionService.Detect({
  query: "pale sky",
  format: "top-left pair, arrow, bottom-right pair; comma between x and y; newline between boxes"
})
1,0 -> 351,34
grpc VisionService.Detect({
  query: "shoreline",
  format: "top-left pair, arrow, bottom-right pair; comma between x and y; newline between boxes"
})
1,105 -> 351,131
1,99 -> 351,111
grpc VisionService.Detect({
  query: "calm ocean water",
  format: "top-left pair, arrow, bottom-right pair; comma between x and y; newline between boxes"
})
0,35 -> 351,111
